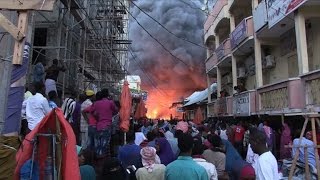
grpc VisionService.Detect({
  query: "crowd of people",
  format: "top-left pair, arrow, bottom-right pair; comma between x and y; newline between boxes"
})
20,60 -> 320,179
21,80 -> 320,179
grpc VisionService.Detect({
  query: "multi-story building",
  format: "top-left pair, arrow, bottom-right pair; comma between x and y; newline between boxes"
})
0,0 -> 130,132
205,0 -> 320,118
29,0 -> 130,96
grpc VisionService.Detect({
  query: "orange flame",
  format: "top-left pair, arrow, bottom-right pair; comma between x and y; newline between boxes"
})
146,90 -> 182,120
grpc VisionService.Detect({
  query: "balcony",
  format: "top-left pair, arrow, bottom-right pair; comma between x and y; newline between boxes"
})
230,17 -> 254,55
213,96 -> 233,116
205,53 -> 218,73
215,38 -> 231,63
301,70 -> 320,112
204,0 -> 228,39
257,78 -> 304,114
232,90 -> 256,116
252,0 -> 267,32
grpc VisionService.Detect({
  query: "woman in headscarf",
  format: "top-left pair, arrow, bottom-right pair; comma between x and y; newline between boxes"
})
175,121 -> 189,133
136,147 -> 165,180
155,138 -> 175,165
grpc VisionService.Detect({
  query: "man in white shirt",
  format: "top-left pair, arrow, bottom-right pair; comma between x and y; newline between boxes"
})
26,83 -> 51,131
249,128 -> 279,180
192,137 -> 218,180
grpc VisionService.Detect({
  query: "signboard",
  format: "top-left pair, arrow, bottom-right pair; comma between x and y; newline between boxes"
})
267,0 -> 308,28
233,92 -> 250,116
230,19 -> 247,49
215,44 -> 225,61
176,107 -> 184,112
206,54 -> 216,72
253,0 -> 268,32
141,91 -> 148,101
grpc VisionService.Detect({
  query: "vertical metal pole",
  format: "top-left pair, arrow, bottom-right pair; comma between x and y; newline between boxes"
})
62,0 -> 72,99
82,27 -> 86,91
311,117 -> 320,178
52,135 -> 57,180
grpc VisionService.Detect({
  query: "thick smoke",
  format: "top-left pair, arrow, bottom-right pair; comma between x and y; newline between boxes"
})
129,0 -> 208,118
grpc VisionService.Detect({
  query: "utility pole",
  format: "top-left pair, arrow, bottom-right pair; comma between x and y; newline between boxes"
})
0,0 -> 55,135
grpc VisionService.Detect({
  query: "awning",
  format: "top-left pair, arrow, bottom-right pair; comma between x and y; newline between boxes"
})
183,83 -> 217,107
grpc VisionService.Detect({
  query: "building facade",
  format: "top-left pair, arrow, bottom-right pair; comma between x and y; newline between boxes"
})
205,0 -> 320,118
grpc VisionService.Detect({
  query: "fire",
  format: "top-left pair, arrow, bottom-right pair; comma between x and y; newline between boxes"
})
146,90 -> 183,120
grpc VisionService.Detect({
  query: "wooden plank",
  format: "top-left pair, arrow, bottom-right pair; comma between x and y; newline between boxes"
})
311,118 -> 320,178
289,118 -> 309,179
0,13 -> 25,41
309,114 -> 320,118
12,11 -> 28,65
0,0 -> 55,11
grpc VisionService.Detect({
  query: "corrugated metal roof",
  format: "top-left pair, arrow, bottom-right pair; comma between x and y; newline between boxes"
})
183,83 -> 217,107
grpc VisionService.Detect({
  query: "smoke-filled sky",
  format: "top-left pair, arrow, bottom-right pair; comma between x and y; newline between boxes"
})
129,0 -> 213,119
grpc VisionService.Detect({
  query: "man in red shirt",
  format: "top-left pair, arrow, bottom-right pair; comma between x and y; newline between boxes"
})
234,121 -> 245,156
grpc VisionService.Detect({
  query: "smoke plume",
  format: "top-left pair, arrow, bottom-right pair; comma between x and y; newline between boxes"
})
129,0 -> 208,119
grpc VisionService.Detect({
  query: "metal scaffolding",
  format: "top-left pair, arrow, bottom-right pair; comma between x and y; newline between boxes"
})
27,0 -> 130,97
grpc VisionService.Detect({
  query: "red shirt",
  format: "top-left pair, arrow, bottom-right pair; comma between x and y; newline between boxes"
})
234,125 -> 245,142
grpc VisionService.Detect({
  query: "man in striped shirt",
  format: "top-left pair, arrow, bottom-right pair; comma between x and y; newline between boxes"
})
61,92 -> 76,123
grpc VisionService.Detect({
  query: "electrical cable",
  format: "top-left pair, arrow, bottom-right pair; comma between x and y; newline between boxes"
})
118,0 -> 191,68
176,0 -> 209,14
130,1 -> 207,49
128,48 -> 170,97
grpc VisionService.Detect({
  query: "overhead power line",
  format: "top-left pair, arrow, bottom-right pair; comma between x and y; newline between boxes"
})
176,0 -> 209,14
128,48 -> 170,97
130,1 -> 208,49
119,0 -> 190,67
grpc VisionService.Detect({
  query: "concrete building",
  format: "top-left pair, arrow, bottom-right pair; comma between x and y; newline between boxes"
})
205,0 -> 320,118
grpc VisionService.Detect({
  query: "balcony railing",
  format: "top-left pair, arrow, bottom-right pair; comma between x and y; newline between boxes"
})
230,17 -> 253,50
301,70 -> 320,111
207,102 -> 215,117
257,78 -> 304,113
213,96 -> 233,116
215,38 -> 231,61
205,53 -> 218,73
204,0 -> 228,33
233,90 -> 256,116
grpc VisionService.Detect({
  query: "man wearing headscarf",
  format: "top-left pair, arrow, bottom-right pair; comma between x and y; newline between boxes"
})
136,147 -> 165,180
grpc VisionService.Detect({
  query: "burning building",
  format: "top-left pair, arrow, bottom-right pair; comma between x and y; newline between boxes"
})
129,0 -> 207,119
